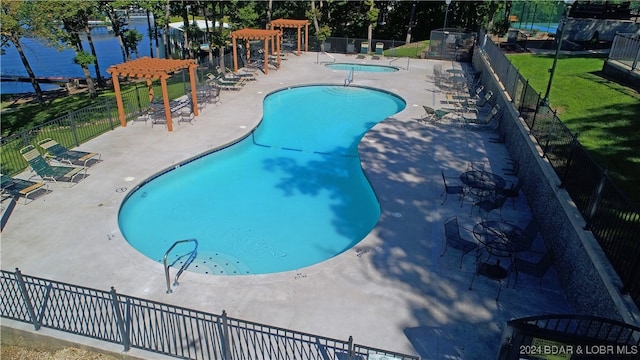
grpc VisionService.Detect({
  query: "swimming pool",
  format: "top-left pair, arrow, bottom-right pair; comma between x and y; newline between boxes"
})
118,85 -> 405,275
325,63 -> 399,72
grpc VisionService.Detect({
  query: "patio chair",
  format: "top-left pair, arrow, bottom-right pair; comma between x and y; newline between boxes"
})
420,106 -> 450,124
357,42 -> 368,59
508,250 -> 555,291
440,170 -> 465,206
1,174 -> 50,204
469,258 -> 508,301
464,105 -> 501,130
465,90 -> 494,113
221,66 -> 257,81
470,194 -> 508,220
467,161 -> 486,172
207,76 -> 244,91
495,178 -> 523,209
441,216 -> 479,268
37,138 -> 101,167
372,42 -> 384,59
510,218 -> 540,255
178,108 -> 194,125
20,145 -> 88,187
502,158 -> 519,176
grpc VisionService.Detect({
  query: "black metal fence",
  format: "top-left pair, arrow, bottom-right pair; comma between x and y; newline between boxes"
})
480,34 -> 640,308
0,268 -> 419,360
0,78 -> 190,177
497,314 -> 640,359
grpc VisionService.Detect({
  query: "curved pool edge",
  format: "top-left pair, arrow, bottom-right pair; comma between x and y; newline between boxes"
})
118,84 -> 407,277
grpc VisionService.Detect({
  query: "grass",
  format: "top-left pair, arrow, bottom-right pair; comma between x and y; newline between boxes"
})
385,40 -> 429,58
507,53 -> 640,203
1,80 -> 187,136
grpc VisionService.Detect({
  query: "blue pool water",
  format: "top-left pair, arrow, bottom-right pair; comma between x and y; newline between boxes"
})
118,85 -> 406,275
325,63 -> 399,73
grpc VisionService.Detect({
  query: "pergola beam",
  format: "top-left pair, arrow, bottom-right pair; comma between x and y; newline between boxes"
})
107,57 -> 198,132
231,28 -> 281,75
268,19 -> 309,56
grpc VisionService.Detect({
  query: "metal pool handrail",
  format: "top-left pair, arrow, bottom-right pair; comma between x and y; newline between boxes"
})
316,51 -> 336,64
163,238 -> 198,294
344,68 -> 354,86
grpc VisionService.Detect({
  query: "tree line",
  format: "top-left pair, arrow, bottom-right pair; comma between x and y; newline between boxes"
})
2,0 -> 539,105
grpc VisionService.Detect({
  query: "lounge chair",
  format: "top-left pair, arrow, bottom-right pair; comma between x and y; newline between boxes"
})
206,75 -> 244,91
463,104 -> 501,130
420,106 -> 450,124
372,42 -> 384,60
37,138 -> 101,167
1,174 -> 50,204
20,145 -> 88,187
357,42 -> 368,59
221,66 -> 257,81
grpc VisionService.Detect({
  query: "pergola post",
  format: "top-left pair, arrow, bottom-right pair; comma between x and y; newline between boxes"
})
160,76 -> 173,132
263,38 -> 269,75
146,78 -> 154,102
268,19 -> 310,56
111,75 -> 126,127
230,28 -> 281,75
232,36 -> 238,72
305,23 -> 309,52
107,57 -> 198,133
297,27 -> 302,56
189,64 -> 199,116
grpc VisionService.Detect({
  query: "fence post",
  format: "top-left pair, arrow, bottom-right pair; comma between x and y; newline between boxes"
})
68,111 -> 80,146
543,108 -> 558,157
221,310 -> 232,360
110,287 -> 131,351
347,335 -> 354,359
530,93 -> 542,132
14,268 -> 40,330
135,84 -> 142,112
106,99 -> 115,130
560,136 -> 579,188
633,45 -> 640,71
584,170 -> 608,230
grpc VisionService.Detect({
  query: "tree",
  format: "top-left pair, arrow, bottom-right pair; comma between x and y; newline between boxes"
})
0,0 -> 46,105
100,0 -> 129,62
32,1 -> 98,98
364,0 -> 379,48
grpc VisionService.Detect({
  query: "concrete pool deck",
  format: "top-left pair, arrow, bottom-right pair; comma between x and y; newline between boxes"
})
1,53 -> 572,359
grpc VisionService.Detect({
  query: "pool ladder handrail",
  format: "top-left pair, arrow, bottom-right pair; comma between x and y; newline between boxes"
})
316,51 -> 336,64
344,68 -> 354,86
163,238 -> 198,294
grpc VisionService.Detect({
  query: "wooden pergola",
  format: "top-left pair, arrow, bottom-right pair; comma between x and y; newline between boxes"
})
107,57 -> 198,132
231,29 -> 281,75
268,19 -> 309,56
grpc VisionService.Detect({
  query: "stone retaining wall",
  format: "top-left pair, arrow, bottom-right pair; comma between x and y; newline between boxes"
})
471,48 -> 640,325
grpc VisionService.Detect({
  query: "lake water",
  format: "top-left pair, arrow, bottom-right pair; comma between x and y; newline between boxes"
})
1,19 -> 155,95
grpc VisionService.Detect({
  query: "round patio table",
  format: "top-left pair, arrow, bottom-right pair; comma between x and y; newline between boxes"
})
460,170 -> 506,198
473,221 -> 527,258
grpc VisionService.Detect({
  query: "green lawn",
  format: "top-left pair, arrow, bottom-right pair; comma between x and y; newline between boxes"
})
385,40 -> 429,58
507,53 -> 640,203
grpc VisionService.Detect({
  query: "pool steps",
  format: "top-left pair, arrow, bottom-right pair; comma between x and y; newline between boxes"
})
179,250 -> 253,275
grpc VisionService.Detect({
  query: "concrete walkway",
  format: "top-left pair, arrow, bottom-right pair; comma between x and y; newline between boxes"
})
1,52 -> 571,359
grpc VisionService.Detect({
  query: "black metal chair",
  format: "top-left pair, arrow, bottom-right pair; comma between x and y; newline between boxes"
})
440,170 -> 465,206
441,216 -> 479,268
511,218 -> 540,256
469,258 -> 508,301
470,195 -> 507,220
495,178 -> 523,209
508,250 -> 555,291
